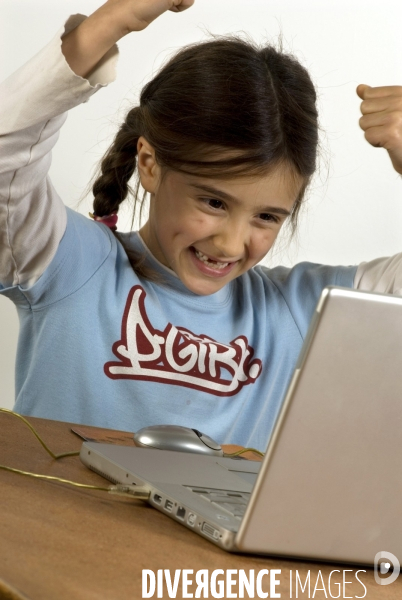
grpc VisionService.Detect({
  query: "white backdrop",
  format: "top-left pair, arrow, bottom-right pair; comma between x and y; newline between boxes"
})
1,0 -> 401,410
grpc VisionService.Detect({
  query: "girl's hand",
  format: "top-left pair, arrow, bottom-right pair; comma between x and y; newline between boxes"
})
62,0 -> 194,79
357,84 -> 402,175
104,0 -> 195,35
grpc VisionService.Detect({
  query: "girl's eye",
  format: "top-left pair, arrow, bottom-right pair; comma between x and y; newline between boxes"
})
202,198 -> 224,210
259,213 -> 279,224
199,199 -> 280,224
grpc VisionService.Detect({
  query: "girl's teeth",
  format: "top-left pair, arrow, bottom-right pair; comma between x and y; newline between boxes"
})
194,249 -> 229,269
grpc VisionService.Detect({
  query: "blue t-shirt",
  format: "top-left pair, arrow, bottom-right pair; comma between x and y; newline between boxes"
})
0,208 -> 357,450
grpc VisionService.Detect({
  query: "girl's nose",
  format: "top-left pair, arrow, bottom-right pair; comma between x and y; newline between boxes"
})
212,225 -> 247,259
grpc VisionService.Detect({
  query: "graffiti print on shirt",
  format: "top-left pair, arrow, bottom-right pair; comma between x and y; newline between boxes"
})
104,285 -> 262,395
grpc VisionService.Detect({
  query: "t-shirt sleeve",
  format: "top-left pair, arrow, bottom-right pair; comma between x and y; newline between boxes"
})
0,207 -> 114,309
258,262 -> 358,337
354,253 -> 402,295
0,14 -> 118,289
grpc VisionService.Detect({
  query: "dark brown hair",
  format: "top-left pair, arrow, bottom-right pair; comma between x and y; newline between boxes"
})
92,35 -> 319,277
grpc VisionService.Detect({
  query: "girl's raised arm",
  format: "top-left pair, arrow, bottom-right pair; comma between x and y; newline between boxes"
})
353,84 -> 402,294
62,0 -> 194,78
0,0 -> 194,291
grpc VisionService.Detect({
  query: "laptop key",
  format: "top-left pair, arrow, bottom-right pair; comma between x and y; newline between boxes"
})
212,502 -> 247,517
208,495 -> 248,505
187,487 -> 250,516
209,496 -> 248,506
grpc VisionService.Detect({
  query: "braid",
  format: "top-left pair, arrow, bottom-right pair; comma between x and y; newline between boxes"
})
92,106 -> 143,217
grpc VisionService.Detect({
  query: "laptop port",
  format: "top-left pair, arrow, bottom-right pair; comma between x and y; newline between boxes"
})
187,512 -> 197,527
202,522 -> 220,540
164,499 -> 173,512
176,506 -> 186,520
153,494 -> 162,504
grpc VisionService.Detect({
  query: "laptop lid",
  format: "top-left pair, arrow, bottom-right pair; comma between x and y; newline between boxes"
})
236,286 -> 402,564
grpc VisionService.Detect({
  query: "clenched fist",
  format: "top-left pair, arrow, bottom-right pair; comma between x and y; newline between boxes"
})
357,84 -> 402,175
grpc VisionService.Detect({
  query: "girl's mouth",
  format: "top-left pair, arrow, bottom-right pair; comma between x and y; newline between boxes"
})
194,248 -> 229,269
189,246 -> 238,278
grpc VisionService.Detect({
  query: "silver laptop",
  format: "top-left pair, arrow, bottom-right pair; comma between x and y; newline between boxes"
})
80,286 -> 402,564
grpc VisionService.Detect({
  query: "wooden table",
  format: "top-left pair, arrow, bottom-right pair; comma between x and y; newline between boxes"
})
0,413 -> 400,599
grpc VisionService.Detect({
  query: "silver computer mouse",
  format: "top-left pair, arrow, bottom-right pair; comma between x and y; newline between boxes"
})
133,425 -> 224,457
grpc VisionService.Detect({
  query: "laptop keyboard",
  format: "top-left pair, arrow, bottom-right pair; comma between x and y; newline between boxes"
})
187,486 -> 251,519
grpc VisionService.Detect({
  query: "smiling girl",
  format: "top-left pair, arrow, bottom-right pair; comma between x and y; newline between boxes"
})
1,0 -> 402,451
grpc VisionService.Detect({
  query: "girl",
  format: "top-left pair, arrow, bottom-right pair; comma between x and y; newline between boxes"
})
1,0 -> 402,451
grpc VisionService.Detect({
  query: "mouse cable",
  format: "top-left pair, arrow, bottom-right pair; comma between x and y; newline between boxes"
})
1,408 -> 266,458
0,408 -> 262,488
224,448 -> 265,458
0,408 -> 150,500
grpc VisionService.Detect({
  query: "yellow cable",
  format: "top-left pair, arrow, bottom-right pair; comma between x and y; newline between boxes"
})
224,447 -> 265,458
0,409 -> 150,499
0,408 -> 79,459
0,464 -> 109,490
0,464 -> 150,499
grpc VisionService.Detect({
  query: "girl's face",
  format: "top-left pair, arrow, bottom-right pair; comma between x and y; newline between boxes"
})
139,146 -> 303,296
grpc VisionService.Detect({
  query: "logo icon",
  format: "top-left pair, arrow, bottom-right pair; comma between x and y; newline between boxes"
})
374,551 -> 400,585
105,285 -> 262,394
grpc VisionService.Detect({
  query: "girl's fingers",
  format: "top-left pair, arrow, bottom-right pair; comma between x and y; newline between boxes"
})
362,125 -> 390,148
362,123 -> 402,150
170,0 -> 195,11
356,84 -> 370,100
357,84 -> 402,173
359,102 -> 402,148
357,84 -> 402,100
360,96 -> 402,115
359,111 -> 402,131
